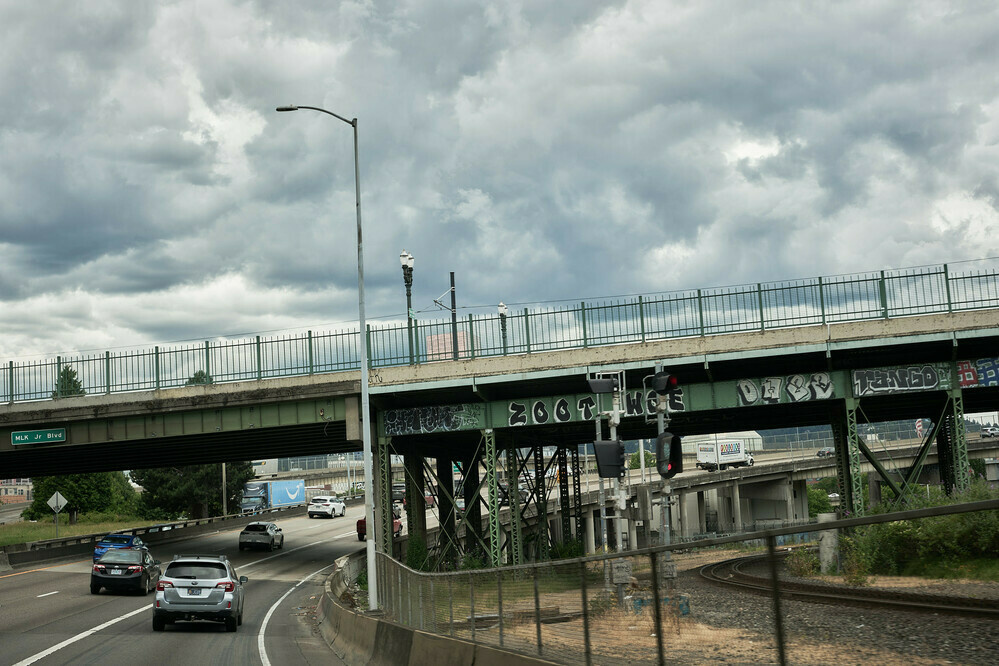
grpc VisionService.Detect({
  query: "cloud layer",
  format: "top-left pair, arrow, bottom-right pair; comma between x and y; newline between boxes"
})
1,1 -> 997,358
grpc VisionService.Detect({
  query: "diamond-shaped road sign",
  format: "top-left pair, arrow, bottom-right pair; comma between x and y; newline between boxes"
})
47,491 -> 68,513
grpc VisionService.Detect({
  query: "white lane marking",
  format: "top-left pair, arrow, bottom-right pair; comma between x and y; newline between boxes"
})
36,591 -> 59,598
257,562 -> 335,666
13,606 -> 147,666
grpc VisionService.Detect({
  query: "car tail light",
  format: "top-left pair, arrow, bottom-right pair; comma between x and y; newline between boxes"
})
127,565 -> 143,572
93,564 -> 105,572
156,580 -> 173,591
216,581 -> 235,592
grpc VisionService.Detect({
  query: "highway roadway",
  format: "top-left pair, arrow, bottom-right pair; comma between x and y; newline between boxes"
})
0,508 -> 364,666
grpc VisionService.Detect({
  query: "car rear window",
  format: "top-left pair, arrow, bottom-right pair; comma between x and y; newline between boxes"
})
102,535 -> 132,545
243,524 -> 268,532
100,550 -> 142,564
311,497 -> 328,503
165,562 -> 228,579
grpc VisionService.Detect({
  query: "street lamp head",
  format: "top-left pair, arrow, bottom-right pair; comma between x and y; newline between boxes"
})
497,302 -> 508,317
400,250 -> 414,269
275,105 -> 299,112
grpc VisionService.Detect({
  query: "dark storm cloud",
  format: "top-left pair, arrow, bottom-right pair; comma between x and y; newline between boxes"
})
0,1 -> 997,358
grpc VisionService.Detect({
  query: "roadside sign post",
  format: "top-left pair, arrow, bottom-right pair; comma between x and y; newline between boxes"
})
47,491 -> 67,538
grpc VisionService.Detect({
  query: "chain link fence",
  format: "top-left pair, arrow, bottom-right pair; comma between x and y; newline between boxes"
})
370,498 -> 999,665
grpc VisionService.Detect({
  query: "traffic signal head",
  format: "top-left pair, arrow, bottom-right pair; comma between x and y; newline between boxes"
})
655,431 -> 683,479
651,371 -> 678,396
593,440 -> 626,478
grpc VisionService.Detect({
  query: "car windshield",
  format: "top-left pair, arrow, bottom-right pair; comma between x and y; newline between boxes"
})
100,550 -> 143,564
101,535 -> 132,545
165,562 -> 228,579
243,524 -> 268,532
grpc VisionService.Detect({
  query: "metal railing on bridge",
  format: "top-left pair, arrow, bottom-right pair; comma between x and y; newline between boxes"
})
4,259 -> 998,403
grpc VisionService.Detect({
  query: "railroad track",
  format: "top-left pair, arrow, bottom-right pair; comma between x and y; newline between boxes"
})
699,552 -> 999,619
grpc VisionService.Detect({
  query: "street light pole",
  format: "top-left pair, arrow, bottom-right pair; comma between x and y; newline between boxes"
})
276,104 -> 378,610
400,250 -> 415,364
497,302 -> 508,356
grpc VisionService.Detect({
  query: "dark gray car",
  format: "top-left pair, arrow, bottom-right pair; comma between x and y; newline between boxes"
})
153,554 -> 247,632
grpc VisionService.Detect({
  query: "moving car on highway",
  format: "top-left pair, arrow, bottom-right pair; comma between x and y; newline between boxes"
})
356,504 -> 402,541
238,522 -> 284,551
308,495 -> 346,518
153,554 -> 247,632
93,533 -> 147,562
816,446 -> 835,457
983,426 -> 998,438
91,548 -> 161,595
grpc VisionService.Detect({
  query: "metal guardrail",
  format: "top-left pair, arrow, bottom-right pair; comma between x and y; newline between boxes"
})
4,259 -> 998,403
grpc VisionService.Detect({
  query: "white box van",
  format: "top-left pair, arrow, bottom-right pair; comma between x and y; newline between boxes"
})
696,440 -> 754,471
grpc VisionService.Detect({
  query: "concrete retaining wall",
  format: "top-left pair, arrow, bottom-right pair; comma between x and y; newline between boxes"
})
318,552 -> 559,666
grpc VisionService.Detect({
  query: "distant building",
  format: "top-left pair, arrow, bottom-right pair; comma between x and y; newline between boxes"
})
0,478 -> 32,504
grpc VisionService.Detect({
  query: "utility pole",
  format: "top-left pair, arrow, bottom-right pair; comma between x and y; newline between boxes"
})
450,272 -> 458,361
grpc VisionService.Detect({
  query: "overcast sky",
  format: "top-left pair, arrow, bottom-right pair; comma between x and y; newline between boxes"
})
1,1 -> 997,360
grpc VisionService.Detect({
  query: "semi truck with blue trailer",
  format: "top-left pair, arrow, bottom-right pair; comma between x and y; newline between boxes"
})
240,479 -> 306,513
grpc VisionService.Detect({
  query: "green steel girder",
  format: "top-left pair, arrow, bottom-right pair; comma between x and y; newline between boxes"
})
484,429 -> 502,567
533,445 -> 550,561
506,445 -> 523,566
948,391 -> 971,493
377,436 -> 393,555
832,399 -> 865,517
571,447 -> 583,543
557,447 -> 571,543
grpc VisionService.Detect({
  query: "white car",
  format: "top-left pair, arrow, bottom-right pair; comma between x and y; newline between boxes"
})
308,495 -> 346,518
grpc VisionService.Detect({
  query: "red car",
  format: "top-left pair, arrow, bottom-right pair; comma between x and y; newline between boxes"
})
356,512 -> 402,541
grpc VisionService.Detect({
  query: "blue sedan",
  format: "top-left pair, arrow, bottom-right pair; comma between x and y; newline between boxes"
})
93,533 -> 147,562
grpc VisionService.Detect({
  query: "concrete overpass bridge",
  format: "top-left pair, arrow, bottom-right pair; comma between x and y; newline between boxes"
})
2,260 -> 998,569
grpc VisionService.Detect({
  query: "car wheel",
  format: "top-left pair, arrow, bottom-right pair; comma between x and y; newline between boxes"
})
152,616 -> 165,632
225,616 -> 238,632
278,537 -> 284,549
358,534 -> 364,541
268,540 -> 274,552
747,458 -> 755,466
90,583 -> 101,595
238,610 -> 243,626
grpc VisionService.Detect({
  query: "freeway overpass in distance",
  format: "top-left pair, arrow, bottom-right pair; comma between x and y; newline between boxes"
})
2,260 -> 999,567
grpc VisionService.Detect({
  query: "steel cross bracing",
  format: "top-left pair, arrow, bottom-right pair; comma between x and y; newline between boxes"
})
844,398 -> 865,516
533,445 -> 550,561
506,445 -> 523,566
377,436 -> 393,556
557,447 -> 571,542
571,447 -> 583,542
484,429 -> 502,567
948,392 -> 970,493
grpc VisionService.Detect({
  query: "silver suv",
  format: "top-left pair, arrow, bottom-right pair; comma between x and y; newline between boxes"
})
152,555 -> 247,632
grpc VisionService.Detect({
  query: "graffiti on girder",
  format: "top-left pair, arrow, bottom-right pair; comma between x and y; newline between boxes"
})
736,373 -> 835,406
957,358 -> 999,388
383,403 -> 484,436
851,364 -> 952,397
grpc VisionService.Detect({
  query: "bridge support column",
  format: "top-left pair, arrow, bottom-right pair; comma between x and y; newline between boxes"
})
731,482 -> 743,532
939,388 -> 971,495
832,397 -> 865,517
677,492 -> 690,538
505,444 -> 523,566
436,455 -> 457,568
376,436 -> 394,557
697,492 -> 706,534
464,450 -> 484,560
404,453 -> 426,542
628,517 -> 638,550
484,429 -> 502,568
792,480 -> 809,521
584,508 -> 595,554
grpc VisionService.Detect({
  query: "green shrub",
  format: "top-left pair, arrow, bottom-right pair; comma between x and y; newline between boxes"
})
550,538 -> 584,560
406,535 -> 431,571
839,535 -> 870,586
785,547 -> 820,577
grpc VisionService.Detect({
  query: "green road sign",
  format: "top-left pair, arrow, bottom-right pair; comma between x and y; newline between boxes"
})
12,428 -> 67,445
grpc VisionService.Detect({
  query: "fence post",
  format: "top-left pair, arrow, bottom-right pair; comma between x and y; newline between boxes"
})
524,309 -> 532,354
879,270 -> 889,319
154,347 -> 160,389
638,295 -> 646,343
943,264 -> 953,313
448,576 -> 454,636
580,560 -> 592,666
469,572 -> 476,642
8,360 -> 13,404
56,356 -> 62,398
256,336 -> 262,381
365,324 -> 372,369
204,341 -> 211,381
581,302 -> 588,348
534,565 -> 543,655
468,314 -> 476,360
766,534 -> 788,666
105,351 -> 111,395
818,277 -> 826,325
697,289 -> 705,336
308,331 -> 314,375
430,579 -> 436,633
757,283 -> 766,331
650,552 -> 666,666
497,569 -> 504,646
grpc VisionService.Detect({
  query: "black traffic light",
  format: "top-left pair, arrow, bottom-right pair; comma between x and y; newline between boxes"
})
593,440 -> 625,478
655,431 -> 683,479
650,371 -> 678,396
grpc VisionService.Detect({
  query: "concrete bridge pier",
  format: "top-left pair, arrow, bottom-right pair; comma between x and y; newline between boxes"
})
584,508 -> 596,553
